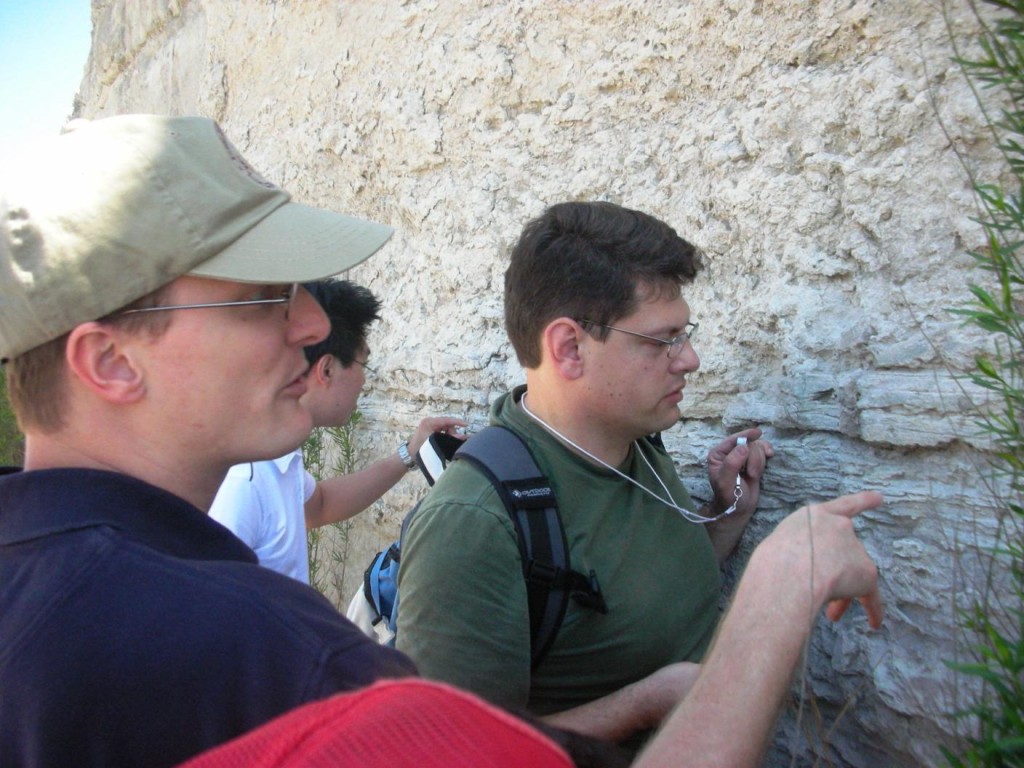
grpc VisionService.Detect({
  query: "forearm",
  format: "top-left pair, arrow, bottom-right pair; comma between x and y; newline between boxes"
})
540,685 -> 653,744
701,501 -> 753,564
305,456 -> 407,529
634,543 -> 816,768
305,417 -> 466,530
540,662 -> 700,743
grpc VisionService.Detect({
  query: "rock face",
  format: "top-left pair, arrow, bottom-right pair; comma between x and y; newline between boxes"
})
77,1 -> 1005,764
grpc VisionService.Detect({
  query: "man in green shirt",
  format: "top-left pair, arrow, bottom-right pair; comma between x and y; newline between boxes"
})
397,201 -> 773,744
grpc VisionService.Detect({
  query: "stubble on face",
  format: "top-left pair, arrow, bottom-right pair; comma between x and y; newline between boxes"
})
583,290 -> 698,443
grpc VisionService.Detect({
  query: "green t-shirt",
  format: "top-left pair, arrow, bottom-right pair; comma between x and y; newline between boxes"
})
396,386 -> 722,716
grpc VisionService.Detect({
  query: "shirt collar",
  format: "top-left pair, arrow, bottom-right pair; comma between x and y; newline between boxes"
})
270,449 -> 304,474
0,467 -> 257,563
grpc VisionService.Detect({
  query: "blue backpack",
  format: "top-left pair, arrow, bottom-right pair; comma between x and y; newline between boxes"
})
354,425 -> 607,668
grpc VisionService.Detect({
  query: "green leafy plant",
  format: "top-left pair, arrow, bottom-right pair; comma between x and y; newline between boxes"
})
943,2 -> 1024,764
0,375 -> 25,466
304,410 -> 362,609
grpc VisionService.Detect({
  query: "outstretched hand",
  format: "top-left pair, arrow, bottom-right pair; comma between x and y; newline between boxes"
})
771,490 -> 884,628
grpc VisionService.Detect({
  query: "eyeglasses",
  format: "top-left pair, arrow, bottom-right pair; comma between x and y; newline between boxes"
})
352,357 -> 376,378
577,318 -> 698,358
117,283 -> 300,320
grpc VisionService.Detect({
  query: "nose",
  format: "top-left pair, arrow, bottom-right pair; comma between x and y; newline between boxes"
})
670,340 -> 700,373
286,284 -> 330,347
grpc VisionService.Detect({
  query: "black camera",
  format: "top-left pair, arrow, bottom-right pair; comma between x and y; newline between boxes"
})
415,431 -> 466,486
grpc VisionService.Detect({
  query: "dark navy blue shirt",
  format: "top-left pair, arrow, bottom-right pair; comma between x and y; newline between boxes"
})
0,468 -> 416,768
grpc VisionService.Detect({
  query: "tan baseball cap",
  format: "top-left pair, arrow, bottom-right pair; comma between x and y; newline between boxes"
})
0,114 -> 394,362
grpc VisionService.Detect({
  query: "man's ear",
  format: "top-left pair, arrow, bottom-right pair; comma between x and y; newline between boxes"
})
543,318 -> 585,380
65,322 -> 146,404
312,354 -> 332,386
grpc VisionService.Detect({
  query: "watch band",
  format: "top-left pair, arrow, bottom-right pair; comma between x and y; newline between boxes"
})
397,441 -> 416,471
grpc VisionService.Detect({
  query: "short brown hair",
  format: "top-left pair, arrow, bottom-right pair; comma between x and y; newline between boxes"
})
504,201 -> 701,368
4,286 -> 174,434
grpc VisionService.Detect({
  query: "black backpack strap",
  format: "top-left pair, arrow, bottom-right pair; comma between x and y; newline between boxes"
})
454,425 -> 606,669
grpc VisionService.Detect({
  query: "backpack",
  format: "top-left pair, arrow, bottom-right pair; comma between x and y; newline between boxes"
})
346,425 -> 607,668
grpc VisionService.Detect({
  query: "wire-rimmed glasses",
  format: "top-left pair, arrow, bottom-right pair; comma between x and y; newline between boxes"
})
117,283 -> 301,320
577,318 -> 698,358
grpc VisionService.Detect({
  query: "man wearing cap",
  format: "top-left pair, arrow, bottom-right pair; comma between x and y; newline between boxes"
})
0,115 -> 415,768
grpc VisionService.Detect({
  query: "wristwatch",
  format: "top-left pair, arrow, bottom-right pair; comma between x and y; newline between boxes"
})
397,441 -> 416,471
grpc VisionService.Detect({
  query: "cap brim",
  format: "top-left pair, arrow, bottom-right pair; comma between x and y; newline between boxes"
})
189,201 -> 393,283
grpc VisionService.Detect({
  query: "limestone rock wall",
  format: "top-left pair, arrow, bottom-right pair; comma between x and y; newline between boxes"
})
77,1 -> 1002,764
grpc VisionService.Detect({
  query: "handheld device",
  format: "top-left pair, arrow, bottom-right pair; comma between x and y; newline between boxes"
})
415,431 -> 465,486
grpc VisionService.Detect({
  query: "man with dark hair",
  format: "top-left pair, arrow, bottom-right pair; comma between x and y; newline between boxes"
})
210,279 -> 465,583
397,201 -> 775,745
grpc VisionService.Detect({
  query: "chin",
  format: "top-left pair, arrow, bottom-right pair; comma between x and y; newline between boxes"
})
262,410 -> 315,456
651,410 -> 682,434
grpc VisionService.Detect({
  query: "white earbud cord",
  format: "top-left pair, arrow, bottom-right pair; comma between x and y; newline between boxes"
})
520,394 -> 740,524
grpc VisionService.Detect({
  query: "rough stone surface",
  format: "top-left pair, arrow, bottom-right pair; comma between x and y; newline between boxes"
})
75,1 -> 1006,764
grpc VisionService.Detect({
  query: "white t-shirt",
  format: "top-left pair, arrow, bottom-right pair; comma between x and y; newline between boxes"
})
209,450 -> 317,583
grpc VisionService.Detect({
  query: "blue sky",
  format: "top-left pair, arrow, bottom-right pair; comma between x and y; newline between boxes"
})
0,0 -> 92,169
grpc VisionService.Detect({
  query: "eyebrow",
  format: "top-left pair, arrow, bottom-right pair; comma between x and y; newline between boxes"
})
645,321 -> 693,337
